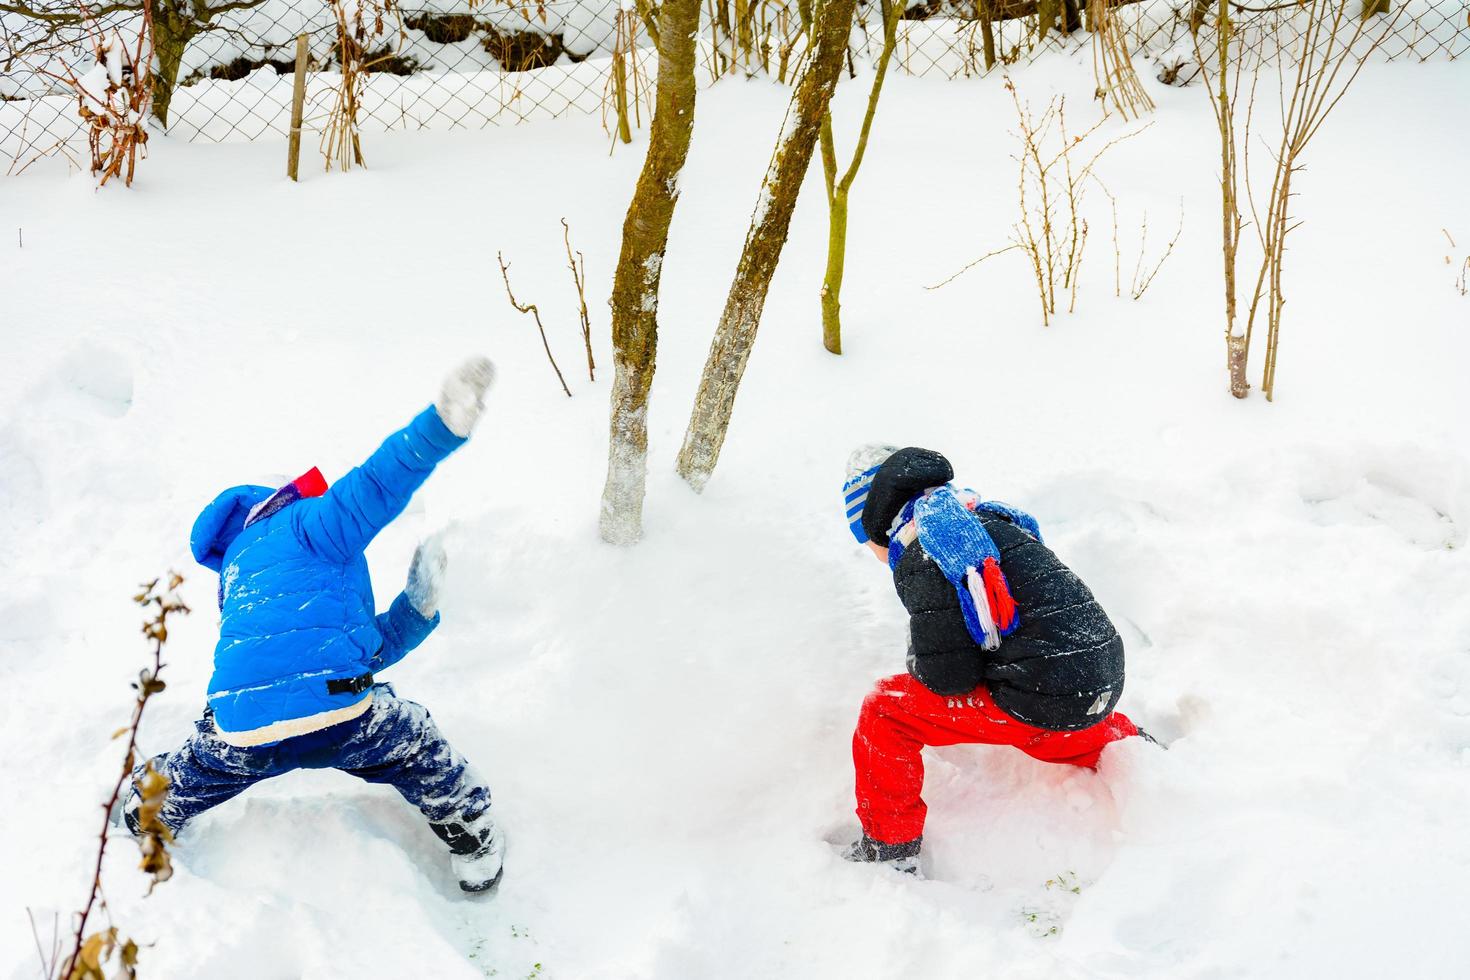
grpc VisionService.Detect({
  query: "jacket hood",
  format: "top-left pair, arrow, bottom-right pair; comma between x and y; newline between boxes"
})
191,485 -> 274,572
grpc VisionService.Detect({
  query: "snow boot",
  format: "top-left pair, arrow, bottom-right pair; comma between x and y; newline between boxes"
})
453,841 -> 505,894
433,812 -> 505,894
115,783 -> 146,840
842,834 -> 921,875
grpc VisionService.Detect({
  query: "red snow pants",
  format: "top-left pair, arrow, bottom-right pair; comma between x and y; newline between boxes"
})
853,673 -> 1138,845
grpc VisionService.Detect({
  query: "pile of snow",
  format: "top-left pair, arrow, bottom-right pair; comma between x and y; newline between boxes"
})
1,50 -> 1468,979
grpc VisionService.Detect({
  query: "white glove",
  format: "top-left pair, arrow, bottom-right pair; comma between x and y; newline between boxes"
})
435,356 -> 496,438
406,534 -> 448,618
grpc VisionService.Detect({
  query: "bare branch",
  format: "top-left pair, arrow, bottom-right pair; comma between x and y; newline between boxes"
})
925,244 -> 1024,290
1130,199 -> 1184,300
498,251 -> 573,398
561,217 -> 595,383
0,0 -> 139,24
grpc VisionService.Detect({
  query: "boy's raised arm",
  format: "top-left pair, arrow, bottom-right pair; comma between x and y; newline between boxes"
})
297,358 -> 494,562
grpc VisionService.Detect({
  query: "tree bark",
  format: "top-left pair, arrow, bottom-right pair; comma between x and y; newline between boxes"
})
675,0 -> 859,490
1209,0 -> 1249,398
150,7 -> 194,126
598,0 -> 702,545
819,0 -> 903,355
1060,0 -> 1082,33
976,0 -> 997,67
153,0 -> 250,126
1036,0 -> 1059,39
819,172 -> 849,353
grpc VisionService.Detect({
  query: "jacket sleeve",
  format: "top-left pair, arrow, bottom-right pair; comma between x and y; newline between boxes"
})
295,407 -> 466,562
371,591 -> 441,672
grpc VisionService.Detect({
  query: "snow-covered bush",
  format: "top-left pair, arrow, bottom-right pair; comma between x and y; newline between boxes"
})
44,12 -> 153,185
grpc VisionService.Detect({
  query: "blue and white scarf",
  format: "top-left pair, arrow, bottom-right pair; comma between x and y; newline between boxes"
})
887,485 -> 1042,650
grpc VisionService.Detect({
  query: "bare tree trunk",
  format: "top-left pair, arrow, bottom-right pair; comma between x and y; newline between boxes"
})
150,0 -> 202,125
1060,0 -> 1082,33
819,0 -> 903,354
598,0 -> 702,545
675,0 -> 859,490
1219,5 -> 1249,399
155,0 -> 269,126
1216,0 -> 1382,402
976,0 -> 997,68
1037,0 -> 1059,39
818,120 -> 848,353
1204,0 -> 1250,398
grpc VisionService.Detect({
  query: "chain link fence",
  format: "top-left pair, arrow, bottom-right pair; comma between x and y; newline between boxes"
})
3,0 -> 1467,172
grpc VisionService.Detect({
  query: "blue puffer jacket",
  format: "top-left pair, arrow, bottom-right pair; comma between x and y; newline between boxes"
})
190,407 -> 465,737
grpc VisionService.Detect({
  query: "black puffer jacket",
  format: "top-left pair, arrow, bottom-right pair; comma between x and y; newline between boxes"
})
866,449 -> 1124,732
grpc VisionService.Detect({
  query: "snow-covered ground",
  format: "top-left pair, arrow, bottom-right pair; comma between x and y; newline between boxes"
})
2,51 -> 1469,980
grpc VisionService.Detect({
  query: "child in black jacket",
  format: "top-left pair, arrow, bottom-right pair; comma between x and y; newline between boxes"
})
841,445 -> 1143,872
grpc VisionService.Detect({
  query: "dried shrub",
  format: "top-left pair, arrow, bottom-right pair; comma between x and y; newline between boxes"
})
482,23 -> 564,70
208,55 -> 298,82
1090,0 -> 1154,119
1447,230 -> 1469,297
1195,0 -> 1397,400
1105,193 -> 1184,300
41,6 -> 153,187
603,8 -> 652,147
699,0 -> 822,83
42,573 -> 188,980
353,44 -> 418,76
321,0 -> 406,170
929,78 -> 1147,325
402,12 -> 479,44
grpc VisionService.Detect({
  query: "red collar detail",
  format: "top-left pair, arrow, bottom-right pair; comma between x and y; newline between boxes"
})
293,467 -> 328,498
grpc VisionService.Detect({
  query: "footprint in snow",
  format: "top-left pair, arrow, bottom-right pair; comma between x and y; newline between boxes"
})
50,346 -> 135,419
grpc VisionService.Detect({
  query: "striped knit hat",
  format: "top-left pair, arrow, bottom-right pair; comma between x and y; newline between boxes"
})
843,444 -> 899,544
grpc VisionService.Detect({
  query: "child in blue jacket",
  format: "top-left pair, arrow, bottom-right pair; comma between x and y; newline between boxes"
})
124,358 -> 504,893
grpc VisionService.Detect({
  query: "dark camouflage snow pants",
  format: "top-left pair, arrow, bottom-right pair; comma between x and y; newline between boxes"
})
123,684 -> 494,857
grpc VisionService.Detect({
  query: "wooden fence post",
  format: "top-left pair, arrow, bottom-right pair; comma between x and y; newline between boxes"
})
287,33 -> 308,181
